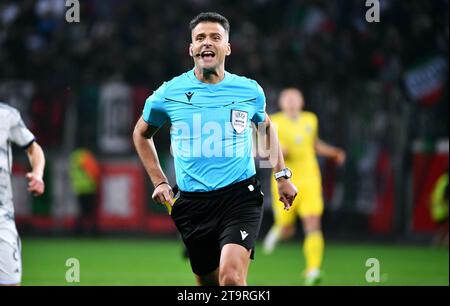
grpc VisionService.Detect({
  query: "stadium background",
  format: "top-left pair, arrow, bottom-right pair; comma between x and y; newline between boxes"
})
0,0 -> 448,285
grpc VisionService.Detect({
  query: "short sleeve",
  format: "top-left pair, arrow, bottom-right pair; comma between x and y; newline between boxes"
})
251,83 -> 266,124
142,83 -> 169,127
9,110 -> 35,149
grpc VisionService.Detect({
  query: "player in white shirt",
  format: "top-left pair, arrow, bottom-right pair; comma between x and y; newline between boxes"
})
0,102 -> 45,286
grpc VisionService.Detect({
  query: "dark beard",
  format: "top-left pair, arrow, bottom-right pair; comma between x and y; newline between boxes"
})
202,67 -> 219,79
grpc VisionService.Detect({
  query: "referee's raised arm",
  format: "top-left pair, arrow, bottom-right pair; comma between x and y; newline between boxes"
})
133,117 -> 174,206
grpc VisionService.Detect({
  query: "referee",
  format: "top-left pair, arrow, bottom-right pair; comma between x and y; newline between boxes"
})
133,12 -> 297,286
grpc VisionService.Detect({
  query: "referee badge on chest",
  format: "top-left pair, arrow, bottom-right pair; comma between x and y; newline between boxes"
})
231,110 -> 248,134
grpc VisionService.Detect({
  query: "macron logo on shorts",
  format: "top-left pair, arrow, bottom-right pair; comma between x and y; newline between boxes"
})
240,230 -> 249,241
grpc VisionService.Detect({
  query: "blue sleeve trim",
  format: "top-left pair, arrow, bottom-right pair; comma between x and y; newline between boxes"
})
142,115 -> 168,128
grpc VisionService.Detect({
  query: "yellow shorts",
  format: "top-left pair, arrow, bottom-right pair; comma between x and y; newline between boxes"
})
271,177 -> 323,226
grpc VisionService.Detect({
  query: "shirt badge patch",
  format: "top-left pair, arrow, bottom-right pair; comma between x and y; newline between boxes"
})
231,110 -> 248,134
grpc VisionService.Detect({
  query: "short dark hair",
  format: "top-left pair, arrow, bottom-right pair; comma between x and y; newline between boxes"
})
189,12 -> 230,33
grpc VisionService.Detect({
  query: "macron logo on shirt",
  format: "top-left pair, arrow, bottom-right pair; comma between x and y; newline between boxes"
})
185,92 -> 194,101
240,230 -> 249,241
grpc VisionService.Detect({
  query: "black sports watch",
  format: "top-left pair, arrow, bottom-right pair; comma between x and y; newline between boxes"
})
274,168 -> 292,181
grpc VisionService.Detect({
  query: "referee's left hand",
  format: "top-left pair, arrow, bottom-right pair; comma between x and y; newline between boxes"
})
277,179 -> 298,211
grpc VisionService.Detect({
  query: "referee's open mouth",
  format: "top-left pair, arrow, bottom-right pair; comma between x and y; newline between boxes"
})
200,51 -> 216,60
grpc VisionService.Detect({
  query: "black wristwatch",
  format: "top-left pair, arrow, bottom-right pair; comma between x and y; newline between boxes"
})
274,168 -> 292,181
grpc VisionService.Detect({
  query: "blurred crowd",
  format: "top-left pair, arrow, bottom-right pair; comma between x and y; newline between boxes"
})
0,0 -> 448,148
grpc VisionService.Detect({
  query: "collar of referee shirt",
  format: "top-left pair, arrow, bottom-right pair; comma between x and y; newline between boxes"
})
190,68 -> 230,88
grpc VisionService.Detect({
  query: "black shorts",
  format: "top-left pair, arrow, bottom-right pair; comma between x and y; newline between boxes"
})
170,176 -> 264,276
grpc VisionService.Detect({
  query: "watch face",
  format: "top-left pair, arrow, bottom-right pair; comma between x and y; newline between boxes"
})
286,169 -> 292,178
275,168 -> 292,180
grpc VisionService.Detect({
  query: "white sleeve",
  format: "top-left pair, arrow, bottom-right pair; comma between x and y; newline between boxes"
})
8,109 -> 35,149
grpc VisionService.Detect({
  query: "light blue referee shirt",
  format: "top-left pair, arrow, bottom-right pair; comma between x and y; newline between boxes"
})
142,69 -> 266,192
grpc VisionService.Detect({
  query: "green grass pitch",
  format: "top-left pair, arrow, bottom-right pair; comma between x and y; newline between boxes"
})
21,238 -> 448,286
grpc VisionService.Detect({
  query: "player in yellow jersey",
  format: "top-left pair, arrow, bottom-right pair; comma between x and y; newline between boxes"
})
263,88 -> 346,286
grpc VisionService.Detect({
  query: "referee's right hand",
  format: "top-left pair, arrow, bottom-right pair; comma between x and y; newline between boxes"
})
152,183 -> 175,206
